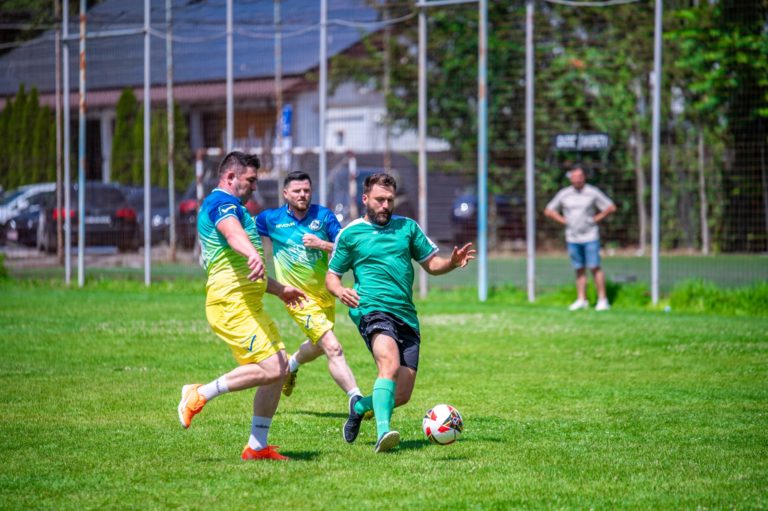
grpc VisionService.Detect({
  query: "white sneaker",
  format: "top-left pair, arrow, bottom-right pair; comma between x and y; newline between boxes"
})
568,299 -> 589,311
595,299 -> 611,311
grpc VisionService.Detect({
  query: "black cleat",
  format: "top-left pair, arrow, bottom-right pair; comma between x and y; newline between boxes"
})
343,395 -> 364,443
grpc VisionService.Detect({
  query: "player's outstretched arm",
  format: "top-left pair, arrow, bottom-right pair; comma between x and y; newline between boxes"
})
326,272 -> 360,308
421,242 -> 476,276
266,278 -> 306,309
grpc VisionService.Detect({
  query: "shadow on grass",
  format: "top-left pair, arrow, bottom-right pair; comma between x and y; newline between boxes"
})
277,449 -> 321,461
396,439 -> 429,452
195,450 -> 321,463
292,410 -> 347,419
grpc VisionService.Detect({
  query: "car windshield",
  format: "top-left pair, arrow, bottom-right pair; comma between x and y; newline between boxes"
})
86,187 -> 126,206
127,190 -> 172,209
0,189 -> 24,206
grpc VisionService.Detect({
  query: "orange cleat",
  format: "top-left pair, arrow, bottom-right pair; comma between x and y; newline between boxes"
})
241,445 -> 290,461
177,384 -> 207,429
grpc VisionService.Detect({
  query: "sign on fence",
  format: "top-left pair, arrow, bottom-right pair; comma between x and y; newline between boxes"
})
553,133 -> 611,152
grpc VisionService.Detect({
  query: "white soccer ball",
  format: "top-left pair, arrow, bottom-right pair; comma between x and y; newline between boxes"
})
422,404 -> 464,445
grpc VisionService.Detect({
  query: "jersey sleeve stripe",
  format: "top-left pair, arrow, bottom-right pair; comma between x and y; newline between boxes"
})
417,246 -> 439,264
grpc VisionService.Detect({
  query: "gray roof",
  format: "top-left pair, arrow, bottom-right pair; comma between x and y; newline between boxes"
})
0,0 -> 378,97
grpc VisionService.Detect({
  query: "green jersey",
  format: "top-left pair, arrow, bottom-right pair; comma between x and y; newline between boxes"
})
328,215 -> 438,333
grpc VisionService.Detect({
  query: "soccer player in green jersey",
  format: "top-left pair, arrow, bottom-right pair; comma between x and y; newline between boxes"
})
326,173 -> 475,453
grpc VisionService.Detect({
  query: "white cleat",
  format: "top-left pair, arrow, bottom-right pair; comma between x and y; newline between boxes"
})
568,299 -> 589,311
595,299 -> 611,311
374,431 -> 400,453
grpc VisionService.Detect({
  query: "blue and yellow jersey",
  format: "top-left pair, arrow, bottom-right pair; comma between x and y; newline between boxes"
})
256,204 -> 341,307
198,188 -> 267,300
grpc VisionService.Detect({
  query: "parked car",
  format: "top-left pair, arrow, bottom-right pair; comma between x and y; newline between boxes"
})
37,182 -> 139,252
0,182 -> 56,244
451,188 -> 525,246
122,185 -> 178,245
327,167 -> 415,226
0,182 -> 56,225
3,190 -> 55,247
177,179 -> 265,249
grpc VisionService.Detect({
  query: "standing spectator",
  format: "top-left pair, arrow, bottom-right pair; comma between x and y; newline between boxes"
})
544,165 -> 617,311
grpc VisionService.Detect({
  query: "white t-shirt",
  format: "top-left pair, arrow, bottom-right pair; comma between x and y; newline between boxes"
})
545,184 -> 614,243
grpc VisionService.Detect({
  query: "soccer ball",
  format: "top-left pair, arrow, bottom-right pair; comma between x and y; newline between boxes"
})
422,404 -> 463,445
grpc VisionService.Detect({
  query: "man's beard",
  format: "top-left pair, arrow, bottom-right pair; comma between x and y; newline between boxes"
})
289,199 -> 309,212
367,204 -> 392,226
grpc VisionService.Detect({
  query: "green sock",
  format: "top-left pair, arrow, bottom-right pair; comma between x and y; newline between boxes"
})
372,377 -> 396,440
353,395 -> 373,415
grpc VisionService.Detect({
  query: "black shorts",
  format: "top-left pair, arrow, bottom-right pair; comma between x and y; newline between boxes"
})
357,311 -> 421,371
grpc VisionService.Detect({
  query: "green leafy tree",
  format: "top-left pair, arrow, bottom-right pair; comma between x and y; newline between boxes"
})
0,84 -> 55,188
0,97 -> 13,187
30,104 -> 53,183
127,104 -> 192,192
111,88 -> 138,185
667,1 -> 768,252
7,85 -> 29,188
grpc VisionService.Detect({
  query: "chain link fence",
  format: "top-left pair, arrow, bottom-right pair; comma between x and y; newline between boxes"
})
1,0 -> 766,292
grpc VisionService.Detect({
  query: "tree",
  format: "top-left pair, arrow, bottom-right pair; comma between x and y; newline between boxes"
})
126,103 -> 192,192
0,96 -> 14,187
0,84 -> 54,189
111,88 -> 138,184
667,1 -> 768,252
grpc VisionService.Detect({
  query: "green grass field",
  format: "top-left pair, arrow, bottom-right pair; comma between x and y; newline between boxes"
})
1,279 -> 766,509
8,253 -> 767,292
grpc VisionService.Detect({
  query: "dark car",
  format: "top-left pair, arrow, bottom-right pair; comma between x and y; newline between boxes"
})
451,189 -> 525,246
37,182 -> 139,252
122,185 -> 178,245
177,179 -> 265,249
3,190 -> 55,247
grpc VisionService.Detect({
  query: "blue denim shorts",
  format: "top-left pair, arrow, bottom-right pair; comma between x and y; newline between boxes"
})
567,240 -> 602,269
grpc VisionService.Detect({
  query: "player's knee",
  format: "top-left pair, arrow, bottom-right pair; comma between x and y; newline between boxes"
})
323,340 -> 344,359
264,354 -> 288,383
394,393 -> 411,407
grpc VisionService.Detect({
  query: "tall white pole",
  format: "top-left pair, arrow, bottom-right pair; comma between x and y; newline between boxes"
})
275,0 -> 284,190
63,0 -> 72,286
477,0 -> 488,302
226,0 -> 233,151
418,7 -> 428,299
143,0 -> 151,286
55,0 -> 63,264
525,0 -> 536,302
77,0 -> 86,287
166,0 -> 177,262
651,0 -> 663,304
318,0 -> 328,206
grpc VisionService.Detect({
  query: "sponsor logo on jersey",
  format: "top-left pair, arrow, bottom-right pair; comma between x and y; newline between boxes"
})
276,221 -> 296,228
218,204 -> 237,215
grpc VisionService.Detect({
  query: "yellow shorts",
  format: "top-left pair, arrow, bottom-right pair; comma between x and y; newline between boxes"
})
287,299 -> 335,344
206,290 -> 285,365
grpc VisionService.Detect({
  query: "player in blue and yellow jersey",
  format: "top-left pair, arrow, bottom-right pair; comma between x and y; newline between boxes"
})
256,171 -> 363,411
176,151 -> 306,461
326,173 -> 475,453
